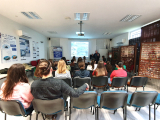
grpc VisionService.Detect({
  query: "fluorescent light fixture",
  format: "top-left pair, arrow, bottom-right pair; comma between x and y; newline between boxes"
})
120,15 -> 141,22
103,32 -> 111,35
21,12 -> 41,19
74,13 -> 90,20
76,32 -> 85,34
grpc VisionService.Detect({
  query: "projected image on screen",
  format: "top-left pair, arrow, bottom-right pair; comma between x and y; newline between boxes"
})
71,42 -> 89,57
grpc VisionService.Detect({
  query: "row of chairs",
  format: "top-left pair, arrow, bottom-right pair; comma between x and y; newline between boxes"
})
54,76 -> 148,92
0,91 -> 160,120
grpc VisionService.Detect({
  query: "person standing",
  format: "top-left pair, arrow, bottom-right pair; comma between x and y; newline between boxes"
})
94,50 -> 100,64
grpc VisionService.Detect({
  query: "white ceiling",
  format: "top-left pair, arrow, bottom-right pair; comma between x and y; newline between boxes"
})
0,0 -> 160,39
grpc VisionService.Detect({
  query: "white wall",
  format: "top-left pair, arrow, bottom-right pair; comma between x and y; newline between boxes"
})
49,38 -> 110,61
111,33 -> 129,47
0,14 -> 47,69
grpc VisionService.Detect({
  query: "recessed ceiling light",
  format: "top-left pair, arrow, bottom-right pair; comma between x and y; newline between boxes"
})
74,13 -> 90,20
21,12 -> 41,19
120,15 -> 141,22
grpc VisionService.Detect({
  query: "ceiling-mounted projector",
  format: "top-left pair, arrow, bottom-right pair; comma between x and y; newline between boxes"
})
77,21 -> 85,37
78,33 -> 84,36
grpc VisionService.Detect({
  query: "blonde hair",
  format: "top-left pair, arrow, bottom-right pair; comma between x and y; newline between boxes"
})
57,60 -> 67,74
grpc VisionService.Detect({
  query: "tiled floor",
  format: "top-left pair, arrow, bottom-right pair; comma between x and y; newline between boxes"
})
0,76 -> 160,120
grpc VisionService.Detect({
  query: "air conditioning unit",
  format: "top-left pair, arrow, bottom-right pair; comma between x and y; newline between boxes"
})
117,39 -> 126,45
17,30 -> 31,39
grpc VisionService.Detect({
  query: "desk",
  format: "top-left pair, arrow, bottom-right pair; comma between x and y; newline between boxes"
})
0,74 -> 7,79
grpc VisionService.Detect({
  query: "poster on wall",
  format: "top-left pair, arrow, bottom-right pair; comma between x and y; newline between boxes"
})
19,38 -> 30,60
0,33 -> 18,63
53,46 -> 62,60
32,41 -> 39,59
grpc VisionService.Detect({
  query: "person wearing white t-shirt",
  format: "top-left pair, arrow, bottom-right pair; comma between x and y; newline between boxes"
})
87,59 -> 97,70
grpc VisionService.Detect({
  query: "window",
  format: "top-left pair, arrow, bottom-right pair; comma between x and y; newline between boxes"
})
130,29 -> 141,39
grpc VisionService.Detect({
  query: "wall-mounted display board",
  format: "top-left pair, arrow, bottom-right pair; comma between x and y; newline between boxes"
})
53,46 -> 62,60
19,38 -> 30,61
32,41 -> 39,59
120,45 -> 137,72
111,47 -> 120,65
138,42 -> 160,79
0,33 -> 18,63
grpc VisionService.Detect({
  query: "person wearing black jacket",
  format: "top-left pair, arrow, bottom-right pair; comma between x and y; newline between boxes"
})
93,50 -> 100,64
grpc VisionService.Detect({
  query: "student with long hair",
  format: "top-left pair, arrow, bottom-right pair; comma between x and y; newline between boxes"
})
0,64 -> 33,109
55,60 -> 71,78
72,56 -> 76,63
87,59 -> 97,70
74,57 -> 83,70
92,60 -> 107,76
109,61 -> 127,84
32,60 -> 89,120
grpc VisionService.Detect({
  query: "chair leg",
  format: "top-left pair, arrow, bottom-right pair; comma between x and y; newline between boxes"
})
156,105 -> 159,109
91,106 -> 92,112
143,86 -> 144,91
41,113 -> 45,120
123,107 -> 126,120
30,113 -> 32,120
95,107 -> 97,120
113,109 -> 117,114
36,113 -> 38,120
149,105 -> 151,120
135,107 -> 138,111
138,107 -> 141,111
125,106 -> 127,120
4,113 -> 6,120
97,107 -> 99,120
93,107 -> 94,115
154,104 -> 156,120
69,101 -> 71,120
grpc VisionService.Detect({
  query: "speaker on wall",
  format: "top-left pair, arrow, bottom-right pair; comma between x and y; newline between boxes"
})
110,39 -> 112,41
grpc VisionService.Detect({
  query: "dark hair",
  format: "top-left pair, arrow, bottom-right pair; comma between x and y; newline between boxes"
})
91,59 -> 95,69
73,56 -> 76,61
2,64 -> 28,99
77,57 -> 82,63
106,61 -> 112,72
34,60 -> 52,78
71,59 -> 74,63
78,62 -> 85,69
95,60 -> 107,76
83,56 -> 86,63
61,57 -> 68,65
48,59 -> 54,67
115,61 -> 123,68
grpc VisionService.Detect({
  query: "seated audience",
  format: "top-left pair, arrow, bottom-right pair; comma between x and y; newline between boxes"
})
61,57 -> 71,71
31,60 -> 89,119
0,64 -> 33,109
72,56 -> 76,63
109,61 -> 127,84
53,61 -> 58,70
83,56 -> 86,63
106,61 -> 113,78
74,62 -> 90,78
102,56 -> 106,65
55,60 -> 71,78
70,59 -> 75,67
87,59 -> 97,70
74,57 -> 83,70
115,61 -> 126,70
92,60 -> 108,76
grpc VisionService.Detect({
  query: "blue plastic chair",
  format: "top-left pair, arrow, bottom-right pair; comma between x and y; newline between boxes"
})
127,91 -> 158,120
97,91 -> 128,120
70,91 -> 97,120
0,99 -> 33,120
155,93 -> 160,109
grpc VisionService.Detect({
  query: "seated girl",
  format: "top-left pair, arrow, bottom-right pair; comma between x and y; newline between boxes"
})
87,59 -> 97,71
0,64 -> 33,109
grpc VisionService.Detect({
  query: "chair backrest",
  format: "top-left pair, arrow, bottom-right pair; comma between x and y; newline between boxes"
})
129,91 -> 158,107
71,91 -> 97,109
130,77 -> 148,87
73,77 -> 91,88
111,77 -> 128,87
92,76 -> 108,86
0,100 -> 27,117
55,77 -> 72,87
32,98 -> 64,114
100,91 -> 128,109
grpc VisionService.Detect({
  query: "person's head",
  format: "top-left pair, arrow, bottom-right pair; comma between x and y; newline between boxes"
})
77,57 -> 82,63
53,61 -> 58,67
48,59 -> 54,67
2,64 -> 28,99
102,56 -> 104,59
71,59 -> 74,63
73,56 -> 76,61
96,60 -> 107,76
91,59 -> 95,69
78,61 -> 85,69
83,56 -> 86,60
95,50 -> 98,53
57,60 -> 67,73
35,60 -> 52,78
61,57 -> 66,61
106,61 -> 112,73
115,61 -> 123,69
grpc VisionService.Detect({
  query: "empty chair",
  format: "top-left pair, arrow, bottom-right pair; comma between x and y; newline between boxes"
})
32,98 -> 65,120
127,76 -> 148,91
0,99 -> 33,120
55,77 -> 72,87
108,77 -> 128,91
155,93 -> 160,109
70,91 -> 97,120
97,91 -> 128,120
73,77 -> 91,89
92,76 -> 108,90
127,91 -> 158,120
